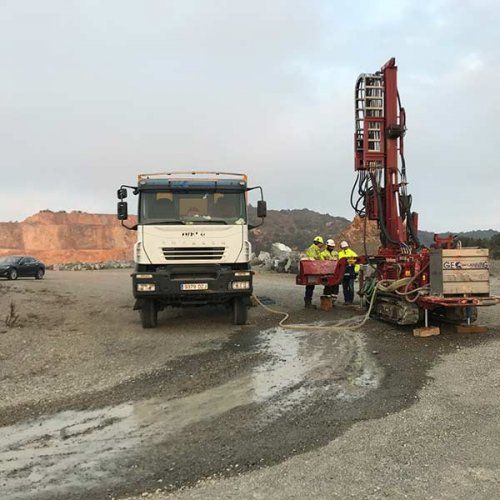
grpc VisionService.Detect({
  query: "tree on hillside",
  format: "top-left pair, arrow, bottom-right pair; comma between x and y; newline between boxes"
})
490,234 -> 500,260
459,235 -> 500,260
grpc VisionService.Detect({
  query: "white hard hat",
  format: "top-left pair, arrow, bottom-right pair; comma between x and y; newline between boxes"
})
326,239 -> 335,247
340,240 -> 349,249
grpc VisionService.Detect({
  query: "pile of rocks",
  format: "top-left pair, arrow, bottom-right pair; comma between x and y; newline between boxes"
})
251,243 -> 301,273
47,246 -> 301,274
47,261 -> 134,271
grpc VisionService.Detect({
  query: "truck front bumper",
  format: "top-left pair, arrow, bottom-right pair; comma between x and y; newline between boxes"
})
132,265 -> 253,306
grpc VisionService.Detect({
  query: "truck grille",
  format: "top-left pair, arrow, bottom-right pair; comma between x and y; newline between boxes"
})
162,247 -> 225,261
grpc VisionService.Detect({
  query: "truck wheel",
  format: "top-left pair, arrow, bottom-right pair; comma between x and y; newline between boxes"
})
140,300 -> 158,329
232,297 -> 248,325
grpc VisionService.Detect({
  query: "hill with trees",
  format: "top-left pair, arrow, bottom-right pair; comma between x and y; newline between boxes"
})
248,206 -> 351,253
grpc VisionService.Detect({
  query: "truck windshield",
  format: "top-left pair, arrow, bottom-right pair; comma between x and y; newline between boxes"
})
140,191 -> 247,225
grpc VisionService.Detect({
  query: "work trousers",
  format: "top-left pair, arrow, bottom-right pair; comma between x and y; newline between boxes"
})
305,285 -> 315,303
305,284 -> 339,303
342,275 -> 355,304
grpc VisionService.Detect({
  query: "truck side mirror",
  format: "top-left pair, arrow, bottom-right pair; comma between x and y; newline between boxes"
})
117,188 -> 127,199
117,201 -> 128,220
257,200 -> 267,218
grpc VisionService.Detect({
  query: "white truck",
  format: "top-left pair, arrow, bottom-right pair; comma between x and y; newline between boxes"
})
117,172 -> 266,328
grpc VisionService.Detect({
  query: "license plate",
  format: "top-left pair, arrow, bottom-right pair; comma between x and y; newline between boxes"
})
181,283 -> 208,291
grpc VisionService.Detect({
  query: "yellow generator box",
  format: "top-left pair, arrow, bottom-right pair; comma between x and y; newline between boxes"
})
429,248 -> 490,296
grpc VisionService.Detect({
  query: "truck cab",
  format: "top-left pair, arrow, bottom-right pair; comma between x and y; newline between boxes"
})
117,171 -> 266,328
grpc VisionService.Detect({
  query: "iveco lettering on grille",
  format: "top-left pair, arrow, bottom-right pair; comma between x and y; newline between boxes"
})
182,232 -> 206,237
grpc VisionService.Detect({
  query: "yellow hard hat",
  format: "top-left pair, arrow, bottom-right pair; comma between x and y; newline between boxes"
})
313,236 -> 324,244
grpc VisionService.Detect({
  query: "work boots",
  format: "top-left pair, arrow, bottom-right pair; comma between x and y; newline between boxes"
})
304,300 -> 317,309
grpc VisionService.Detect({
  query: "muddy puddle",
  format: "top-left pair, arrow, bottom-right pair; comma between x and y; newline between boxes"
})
0,326 -> 381,499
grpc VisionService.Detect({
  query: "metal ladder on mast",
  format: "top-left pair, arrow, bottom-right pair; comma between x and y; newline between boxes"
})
355,74 -> 384,169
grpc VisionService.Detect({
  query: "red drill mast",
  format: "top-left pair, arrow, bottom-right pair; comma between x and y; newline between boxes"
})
354,57 -> 417,251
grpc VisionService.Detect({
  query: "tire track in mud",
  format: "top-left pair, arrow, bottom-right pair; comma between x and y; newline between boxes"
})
0,331 -> 268,428
0,321 -> 494,500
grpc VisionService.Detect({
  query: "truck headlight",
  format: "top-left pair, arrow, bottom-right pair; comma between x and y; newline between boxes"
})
234,271 -> 251,277
137,283 -> 156,292
136,274 -> 153,279
231,281 -> 250,290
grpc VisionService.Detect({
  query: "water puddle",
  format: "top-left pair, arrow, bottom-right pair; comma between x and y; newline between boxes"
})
0,326 -> 381,499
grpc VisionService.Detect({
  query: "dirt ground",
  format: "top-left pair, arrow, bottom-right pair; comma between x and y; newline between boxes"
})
0,267 -> 499,499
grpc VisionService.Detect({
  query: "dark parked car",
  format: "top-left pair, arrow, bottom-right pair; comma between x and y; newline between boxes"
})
0,255 -> 45,280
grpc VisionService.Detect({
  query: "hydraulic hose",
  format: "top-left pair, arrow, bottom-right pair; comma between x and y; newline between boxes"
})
252,269 -> 431,333
350,172 -> 360,212
252,279 -> 385,332
369,172 -> 400,246
396,90 -> 422,248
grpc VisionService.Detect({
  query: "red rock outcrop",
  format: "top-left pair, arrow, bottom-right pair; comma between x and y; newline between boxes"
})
337,216 -> 380,255
0,210 -> 381,265
0,211 -> 136,264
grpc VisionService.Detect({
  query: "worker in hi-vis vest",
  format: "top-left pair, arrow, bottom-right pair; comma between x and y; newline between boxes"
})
321,238 -> 339,297
338,240 -> 359,305
303,236 -> 324,308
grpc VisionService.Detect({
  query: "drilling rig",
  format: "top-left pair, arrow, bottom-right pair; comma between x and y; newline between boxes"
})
352,57 -> 497,330
297,57 -> 498,332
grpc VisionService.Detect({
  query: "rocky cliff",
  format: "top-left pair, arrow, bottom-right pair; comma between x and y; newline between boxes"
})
0,209 -> 380,265
0,210 -> 137,264
336,216 -> 380,255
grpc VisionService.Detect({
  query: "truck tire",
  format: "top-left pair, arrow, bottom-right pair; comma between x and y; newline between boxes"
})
140,300 -> 158,329
232,297 -> 248,325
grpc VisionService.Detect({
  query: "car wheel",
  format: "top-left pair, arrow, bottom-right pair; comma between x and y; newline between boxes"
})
140,300 -> 158,328
35,268 -> 45,280
8,268 -> 18,280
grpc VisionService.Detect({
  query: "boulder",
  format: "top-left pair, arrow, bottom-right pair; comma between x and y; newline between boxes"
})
257,251 -> 271,263
284,251 -> 301,273
271,242 -> 292,260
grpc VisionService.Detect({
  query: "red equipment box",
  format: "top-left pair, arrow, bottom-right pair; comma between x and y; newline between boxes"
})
296,259 -> 345,286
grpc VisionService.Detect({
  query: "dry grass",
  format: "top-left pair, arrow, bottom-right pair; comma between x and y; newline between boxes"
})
5,301 -> 20,328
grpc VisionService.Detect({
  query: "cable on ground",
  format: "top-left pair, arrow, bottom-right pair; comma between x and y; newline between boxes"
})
252,274 -> 431,333
253,281 -> 381,332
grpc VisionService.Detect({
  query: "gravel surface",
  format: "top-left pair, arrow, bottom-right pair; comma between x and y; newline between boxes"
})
0,270 -> 266,412
139,271 -> 500,500
0,268 -> 498,499
160,333 -> 500,500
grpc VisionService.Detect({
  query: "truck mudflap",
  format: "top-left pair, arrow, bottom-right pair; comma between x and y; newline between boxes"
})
132,265 -> 253,306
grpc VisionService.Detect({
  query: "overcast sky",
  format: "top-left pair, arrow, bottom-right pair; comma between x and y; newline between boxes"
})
1,0 -> 499,231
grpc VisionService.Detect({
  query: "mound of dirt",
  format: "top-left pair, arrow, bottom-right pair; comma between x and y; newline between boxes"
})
0,210 -> 136,264
336,216 -> 380,255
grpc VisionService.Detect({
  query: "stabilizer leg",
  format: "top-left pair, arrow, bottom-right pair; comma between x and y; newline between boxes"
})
413,309 -> 440,337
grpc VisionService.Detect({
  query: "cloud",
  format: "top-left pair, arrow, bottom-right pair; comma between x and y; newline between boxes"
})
0,0 -> 499,232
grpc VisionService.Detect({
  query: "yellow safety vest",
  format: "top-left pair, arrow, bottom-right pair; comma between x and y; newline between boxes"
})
320,249 -> 339,261
338,248 -> 360,273
305,243 -> 323,260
